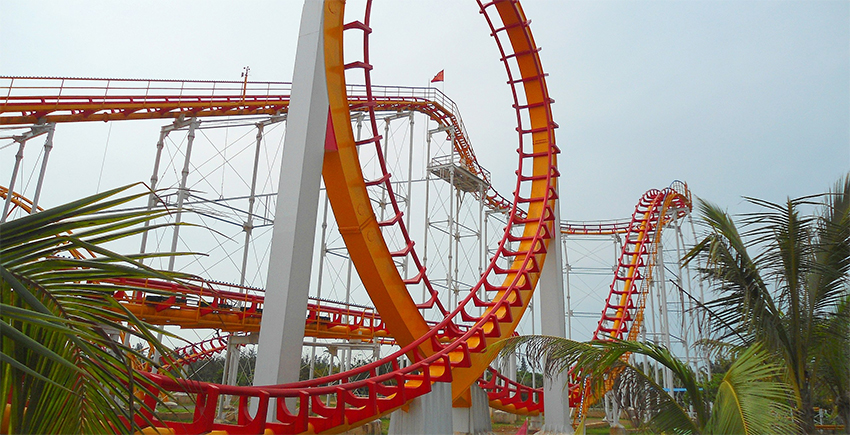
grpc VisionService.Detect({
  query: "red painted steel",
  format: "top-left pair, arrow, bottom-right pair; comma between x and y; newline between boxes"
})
124,0 -> 558,431
1,0 -> 564,429
0,78 -> 516,215
568,181 -> 692,409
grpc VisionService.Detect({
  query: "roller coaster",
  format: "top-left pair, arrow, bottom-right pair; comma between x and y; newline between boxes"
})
1,1 -> 702,433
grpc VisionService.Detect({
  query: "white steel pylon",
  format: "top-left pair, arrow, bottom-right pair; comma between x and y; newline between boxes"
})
253,0 -> 328,413
539,197 -> 574,434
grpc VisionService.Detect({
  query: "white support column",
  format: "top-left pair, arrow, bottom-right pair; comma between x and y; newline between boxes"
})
655,238 -> 675,395
252,0 -> 328,416
388,382 -> 453,435
2,124 -> 51,221
672,213 -> 692,372
239,122 -> 266,287
447,131 -> 456,308
404,111 -> 415,276
688,214 -> 711,380
2,137 -> 26,222
563,234 -> 572,340
218,335 -> 244,418
30,123 -> 56,213
166,118 -> 200,272
421,128 -> 434,309
139,121 -> 180,259
451,384 -> 493,435
538,197 -> 574,434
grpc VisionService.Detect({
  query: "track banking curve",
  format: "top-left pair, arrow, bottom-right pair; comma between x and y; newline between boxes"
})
0,0 -> 694,430
0,180 -> 690,427
0,79 -> 515,215
570,182 -> 691,415
50,1 -> 553,433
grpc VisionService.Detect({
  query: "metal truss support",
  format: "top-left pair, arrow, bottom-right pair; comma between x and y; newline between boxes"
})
167,118 -> 200,272
239,121 -> 264,287
563,235 -> 572,339
30,123 -> 55,212
1,123 -> 51,222
655,237 -> 675,395
139,117 -> 193,260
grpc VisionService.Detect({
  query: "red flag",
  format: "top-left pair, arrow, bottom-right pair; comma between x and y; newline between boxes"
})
431,70 -> 444,83
515,420 -> 528,435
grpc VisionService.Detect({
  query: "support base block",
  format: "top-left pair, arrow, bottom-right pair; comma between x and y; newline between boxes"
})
452,385 -> 493,435
389,383 -> 453,435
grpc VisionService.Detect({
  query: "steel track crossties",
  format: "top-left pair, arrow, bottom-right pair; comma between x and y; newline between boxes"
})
569,182 -> 691,415
124,0 -> 559,432
2,0 -> 558,431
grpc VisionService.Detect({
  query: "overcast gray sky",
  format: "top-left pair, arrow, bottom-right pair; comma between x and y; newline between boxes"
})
3,0 -> 847,222
2,0 -> 848,352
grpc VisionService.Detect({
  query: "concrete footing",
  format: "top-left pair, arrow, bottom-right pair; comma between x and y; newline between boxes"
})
388,384 -> 494,435
452,385 -> 493,435
388,383 -> 452,435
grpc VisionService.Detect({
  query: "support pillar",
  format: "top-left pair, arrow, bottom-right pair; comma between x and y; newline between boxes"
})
2,124 -> 50,222
252,0 -> 328,417
538,195 -> 574,434
2,137 -> 26,222
30,123 -> 55,212
166,118 -> 200,272
388,383 -> 453,435
452,385 -> 493,435
605,391 -> 625,435
139,118 -> 191,260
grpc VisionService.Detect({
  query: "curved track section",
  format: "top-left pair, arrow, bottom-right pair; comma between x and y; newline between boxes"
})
323,0 -> 559,401
592,181 -> 690,342
570,181 -> 691,413
0,78 -> 515,215
121,0 -> 559,432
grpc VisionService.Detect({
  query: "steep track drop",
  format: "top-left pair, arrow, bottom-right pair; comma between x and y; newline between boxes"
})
123,0 -> 559,432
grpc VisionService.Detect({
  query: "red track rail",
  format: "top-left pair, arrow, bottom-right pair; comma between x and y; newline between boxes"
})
0,78 -> 516,215
561,220 -> 631,235
1,178 -> 541,425
122,0 -> 559,432
568,182 -> 692,409
592,182 -> 690,341
2,0 -> 557,430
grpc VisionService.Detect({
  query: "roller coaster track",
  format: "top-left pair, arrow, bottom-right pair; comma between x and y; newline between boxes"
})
157,337 -> 544,417
570,182 -> 691,417
0,2 -> 698,431
1,178 -> 690,427
151,0 -> 555,430
3,1 -> 557,431
3,183 -> 539,416
593,182 -> 691,342
0,78 -> 515,215
561,220 -> 631,235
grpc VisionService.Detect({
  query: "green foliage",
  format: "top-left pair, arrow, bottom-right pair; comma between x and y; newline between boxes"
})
496,336 -> 797,434
0,184 -> 189,434
684,174 -> 850,432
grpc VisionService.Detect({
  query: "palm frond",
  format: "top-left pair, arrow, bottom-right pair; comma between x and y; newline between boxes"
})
706,343 -> 797,435
685,200 -> 791,359
0,183 -> 193,434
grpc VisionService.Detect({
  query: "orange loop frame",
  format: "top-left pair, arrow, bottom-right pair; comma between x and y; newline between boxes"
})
322,0 -> 559,406
130,0 -> 559,432
5,0 -> 559,432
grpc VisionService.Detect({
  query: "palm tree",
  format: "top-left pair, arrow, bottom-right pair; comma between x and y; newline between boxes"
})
497,336 -> 797,434
684,175 -> 850,433
1,184 -> 188,434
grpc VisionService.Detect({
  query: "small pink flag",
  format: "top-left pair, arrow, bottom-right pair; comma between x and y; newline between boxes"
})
515,419 -> 528,435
